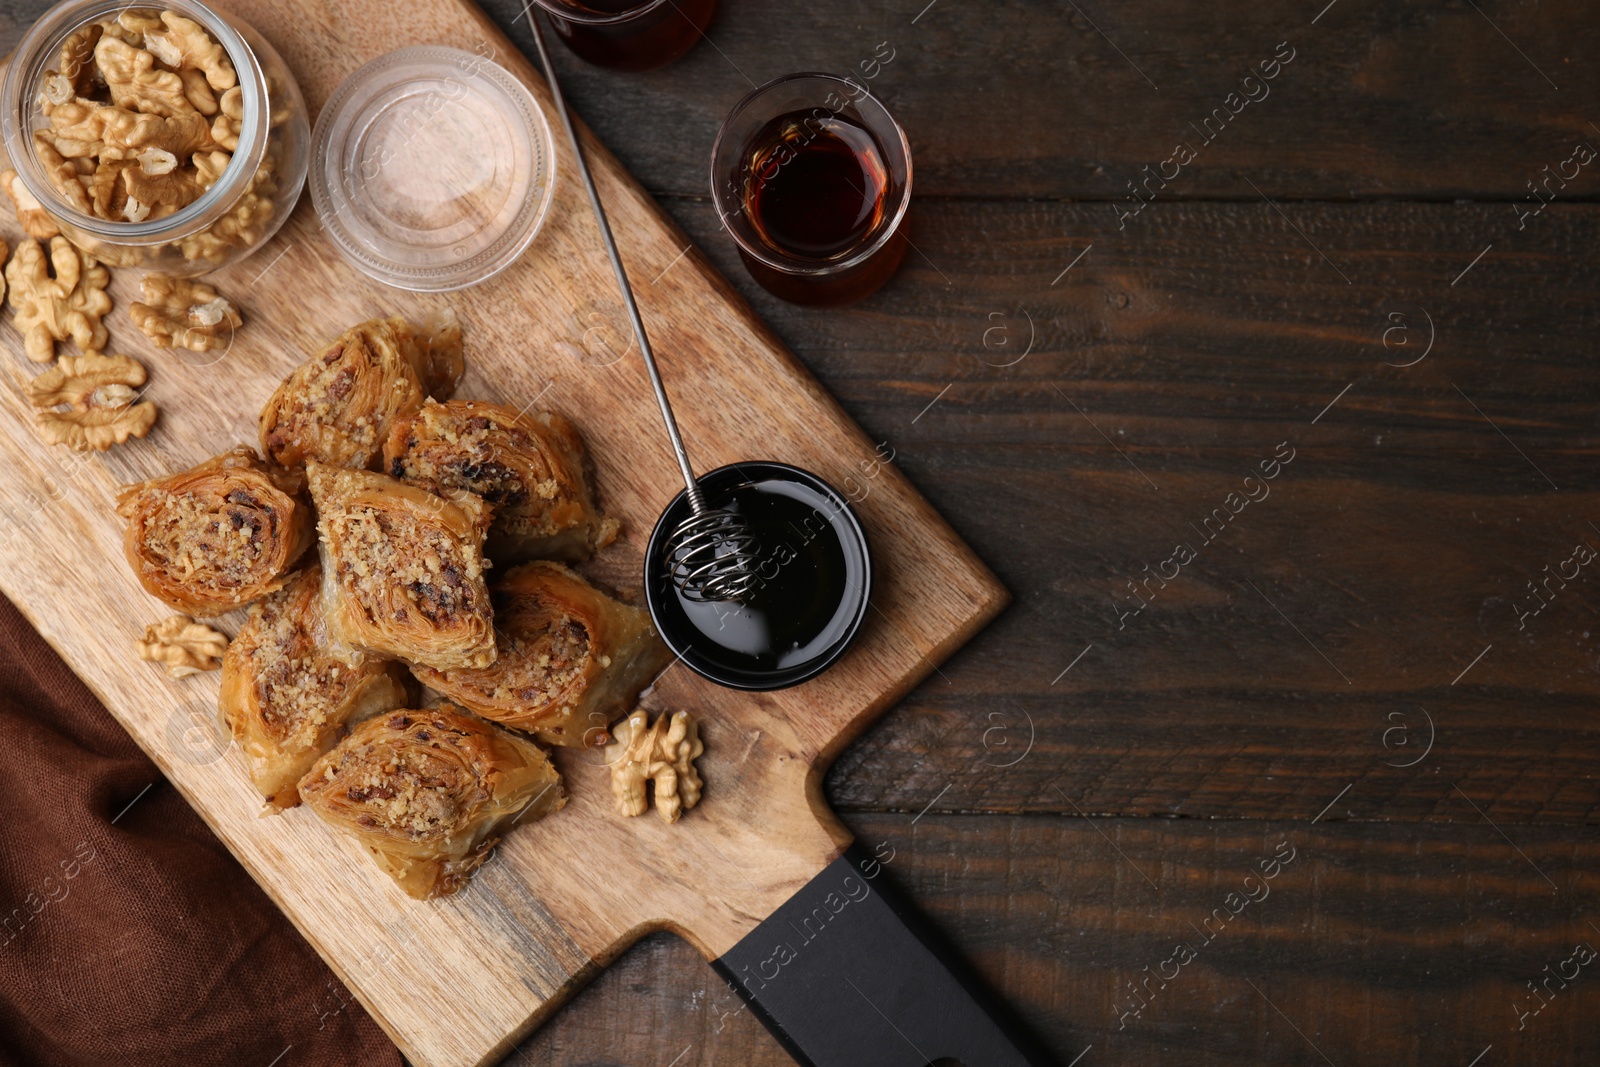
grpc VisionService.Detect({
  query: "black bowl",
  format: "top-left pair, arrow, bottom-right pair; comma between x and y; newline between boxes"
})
643,461 -> 871,690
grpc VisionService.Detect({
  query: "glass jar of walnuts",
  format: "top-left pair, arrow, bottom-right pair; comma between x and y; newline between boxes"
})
0,0 -> 309,275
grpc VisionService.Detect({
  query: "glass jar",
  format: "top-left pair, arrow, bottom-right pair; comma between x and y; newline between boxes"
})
0,0 -> 309,276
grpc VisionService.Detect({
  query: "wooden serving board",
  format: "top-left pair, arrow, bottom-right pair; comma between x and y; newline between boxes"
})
0,2 -> 1006,1064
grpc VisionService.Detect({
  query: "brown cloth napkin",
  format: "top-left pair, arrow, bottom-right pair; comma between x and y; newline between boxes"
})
0,594 -> 404,1067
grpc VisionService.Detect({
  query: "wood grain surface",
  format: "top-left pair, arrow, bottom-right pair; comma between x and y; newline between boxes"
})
1,0 -> 1598,1063
0,1 -> 1005,1065
483,0 -> 1600,201
507,815 -> 1600,1067
460,1 -> 1599,1063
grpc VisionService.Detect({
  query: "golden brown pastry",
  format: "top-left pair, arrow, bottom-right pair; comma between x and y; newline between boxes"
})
116,445 -> 313,615
298,705 -> 566,899
258,313 -> 464,471
411,561 -> 672,746
307,463 -> 497,671
383,399 -> 618,563
219,564 -> 413,810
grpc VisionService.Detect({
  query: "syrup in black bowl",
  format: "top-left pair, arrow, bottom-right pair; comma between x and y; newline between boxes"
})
644,462 -> 870,690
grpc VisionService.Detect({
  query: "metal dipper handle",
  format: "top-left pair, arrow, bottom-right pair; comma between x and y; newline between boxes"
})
528,15 -> 759,603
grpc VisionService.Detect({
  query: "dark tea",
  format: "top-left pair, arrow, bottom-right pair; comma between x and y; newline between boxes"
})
712,74 -> 912,306
743,111 -> 890,261
536,0 -> 716,71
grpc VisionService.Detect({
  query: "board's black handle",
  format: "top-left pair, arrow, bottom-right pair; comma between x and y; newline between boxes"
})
711,844 -> 1049,1067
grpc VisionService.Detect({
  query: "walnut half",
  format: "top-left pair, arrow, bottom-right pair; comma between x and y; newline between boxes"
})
145,12 -> 236,94
129,273 -> 241,351
26,351 -> 157,451
0,170 -> 60,240
606,709 -> 705,824
96,35 -> 191,119
137,614 -> 227,678
4,236 -> 112,362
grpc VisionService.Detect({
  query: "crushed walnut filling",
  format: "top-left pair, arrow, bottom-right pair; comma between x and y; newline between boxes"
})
259,654 -> 349,744
443,605 -> 589,708
267,347 -> 378,458
328,504 -> 485,625
391,409 -> 562,533
322,718 -> 475,839
246,589 -> 356,748
137,485 -> 272,588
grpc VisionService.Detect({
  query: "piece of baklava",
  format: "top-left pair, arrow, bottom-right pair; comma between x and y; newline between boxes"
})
410,561 -> 672,747
116,445 -> 313,616
298,705 -> 566,899
219,563 -> 413,810
306,463 -> 497,671
383,399 -> 618,563
258,313 -> 464,471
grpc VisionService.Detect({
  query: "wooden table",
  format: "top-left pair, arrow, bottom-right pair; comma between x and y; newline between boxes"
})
6,0 -> 1600,1063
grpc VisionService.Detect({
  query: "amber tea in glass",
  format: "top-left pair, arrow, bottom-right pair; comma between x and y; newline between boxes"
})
533,0 -> 716,71
712,73 -> 912,306
744,111 -> 890,259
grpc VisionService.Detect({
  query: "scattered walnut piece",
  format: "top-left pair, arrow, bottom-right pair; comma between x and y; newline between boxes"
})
26,351 -> 157,451
137,614 -> 227,678
5,236 -> 112,362
606,709 -> 705,824
0,169 -> 60,239
130,273 -> 241,350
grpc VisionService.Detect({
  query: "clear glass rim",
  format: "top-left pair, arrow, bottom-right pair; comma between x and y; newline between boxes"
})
0,0 -> 267,245
709,71 -> 913,278
529,0 -> 676,27
307,45 -> 557,292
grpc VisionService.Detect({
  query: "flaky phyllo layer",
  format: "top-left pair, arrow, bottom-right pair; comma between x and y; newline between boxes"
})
411,561 -> 672,747
117,444 -> 312,615
298,706 -> 565,898
259,314 -> 463,470
220,563 -> 411,809
384,398 -> 618,563
307,463 -> 497,672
